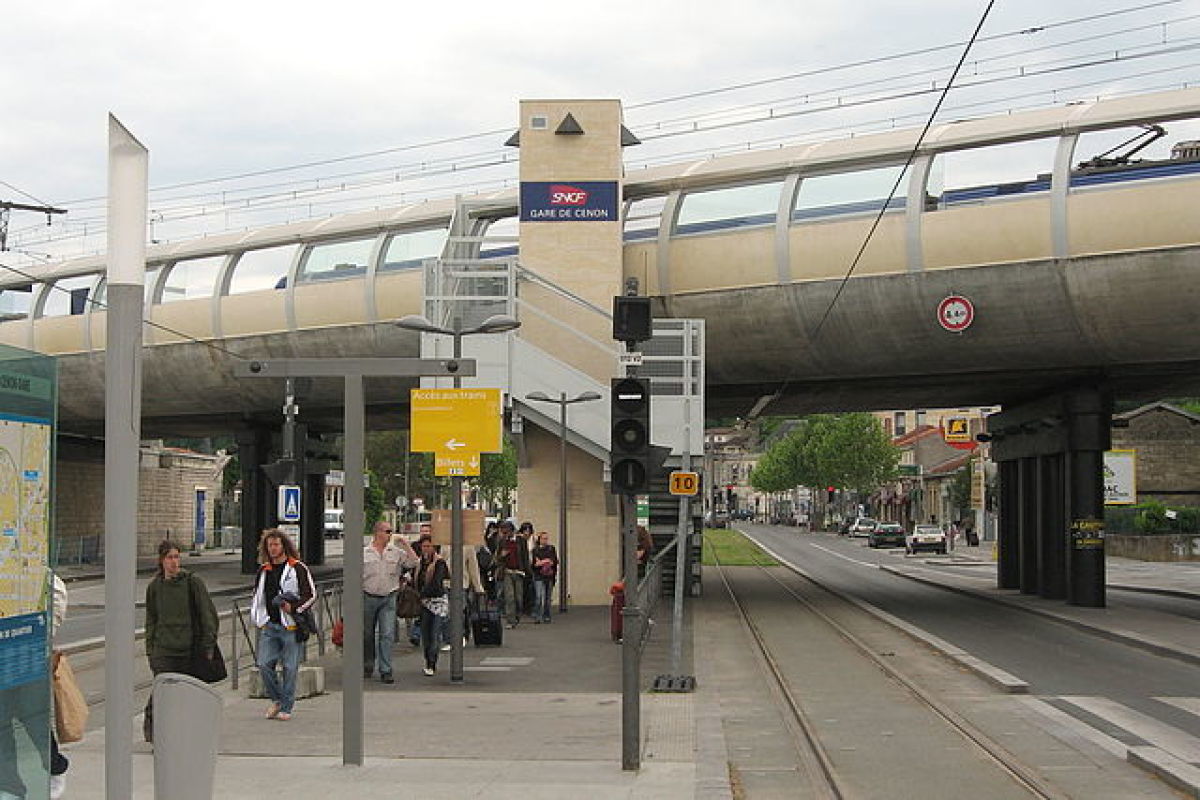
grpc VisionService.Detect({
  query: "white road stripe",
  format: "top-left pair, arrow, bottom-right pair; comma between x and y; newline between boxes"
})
1019,697 -> 1129,759
1060,696 -> 1200,763
806,542 -> 878,568
1157,697 -> 1200,718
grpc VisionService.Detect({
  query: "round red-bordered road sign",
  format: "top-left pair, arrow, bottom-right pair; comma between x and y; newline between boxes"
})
936,294 -> 975,332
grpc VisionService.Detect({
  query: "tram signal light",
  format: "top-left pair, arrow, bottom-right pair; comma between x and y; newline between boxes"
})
610,377 -> 651,494
613,296 -> 652,344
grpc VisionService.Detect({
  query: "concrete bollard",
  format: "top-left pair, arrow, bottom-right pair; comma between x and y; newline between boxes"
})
153,673 -> 222,800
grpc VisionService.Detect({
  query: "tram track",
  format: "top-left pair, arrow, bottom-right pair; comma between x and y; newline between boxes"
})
707,538 -> 1068,800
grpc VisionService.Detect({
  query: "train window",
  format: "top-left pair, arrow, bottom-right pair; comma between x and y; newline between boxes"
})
161,256 -> 224,303
675,182 -> 781,235
227,245 -> 297,295
379,228 -> 448,272
298,237 -> 373,283
0,286 -> 33,320
39,276 -> 96,318
930,138 -> 1056,207
793,166 -> 908,221
624,196 -> 668,241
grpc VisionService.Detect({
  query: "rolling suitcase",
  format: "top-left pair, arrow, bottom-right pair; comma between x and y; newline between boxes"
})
471,597 -> 503,647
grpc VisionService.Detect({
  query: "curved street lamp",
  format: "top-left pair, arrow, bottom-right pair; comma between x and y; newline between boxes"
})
394,312 -> 521,683
525,389 -> 603,613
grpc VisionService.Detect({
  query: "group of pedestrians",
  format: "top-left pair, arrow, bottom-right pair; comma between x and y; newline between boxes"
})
483,519 -> 558,627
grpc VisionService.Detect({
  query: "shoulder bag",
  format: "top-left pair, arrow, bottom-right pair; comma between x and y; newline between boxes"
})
52,650 -> 89,743
187,574 -> 228,683
396,579 -> 422,619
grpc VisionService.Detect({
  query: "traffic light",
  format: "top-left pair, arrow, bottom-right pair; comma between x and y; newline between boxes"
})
613,296 -> 652,344
610,377 -> 651,494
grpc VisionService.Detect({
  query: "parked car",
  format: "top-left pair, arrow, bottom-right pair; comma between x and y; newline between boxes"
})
706,510 -> 730,529
837,519 -> 852,536
868,521 -> 905,548
849,517 -> 878,538
906,524 -> 947,555
323,508 -> 344,539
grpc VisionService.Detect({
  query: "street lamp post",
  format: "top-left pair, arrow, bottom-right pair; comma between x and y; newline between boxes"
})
525,390 -> 602,613
395,313 -> 520,684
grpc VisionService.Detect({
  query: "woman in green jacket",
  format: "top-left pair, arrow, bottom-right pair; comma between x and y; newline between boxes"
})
143,539 -> 219,742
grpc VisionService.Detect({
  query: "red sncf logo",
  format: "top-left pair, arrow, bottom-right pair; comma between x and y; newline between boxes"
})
549,184 -> 588,205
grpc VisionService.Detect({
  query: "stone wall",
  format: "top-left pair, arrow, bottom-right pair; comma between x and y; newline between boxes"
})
1107,534 -> 1200,562
1111,404 -> 1200,506
54,438 -> 228,563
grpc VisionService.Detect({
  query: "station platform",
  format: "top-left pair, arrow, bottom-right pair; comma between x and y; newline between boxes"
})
49,538 -> 1198,799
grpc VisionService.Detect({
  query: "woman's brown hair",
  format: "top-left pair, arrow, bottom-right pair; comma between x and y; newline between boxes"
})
156,539 -> 182,576
258,528 -> 301,564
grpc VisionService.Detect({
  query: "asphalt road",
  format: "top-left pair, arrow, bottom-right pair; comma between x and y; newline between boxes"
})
741,524 -> 1200,747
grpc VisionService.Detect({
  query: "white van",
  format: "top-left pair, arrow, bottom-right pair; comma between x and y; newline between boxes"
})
324,508 -> 344,539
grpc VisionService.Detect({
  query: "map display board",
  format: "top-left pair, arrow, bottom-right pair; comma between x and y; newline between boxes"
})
0,347 -> 56,794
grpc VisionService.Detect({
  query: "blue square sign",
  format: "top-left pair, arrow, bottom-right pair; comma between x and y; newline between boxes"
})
278,485 -> 302,523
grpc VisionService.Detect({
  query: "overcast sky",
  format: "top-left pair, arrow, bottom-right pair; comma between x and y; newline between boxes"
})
3,0 -> 1198,262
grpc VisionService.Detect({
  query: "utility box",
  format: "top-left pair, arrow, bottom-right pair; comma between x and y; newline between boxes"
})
152,673 -> 222,799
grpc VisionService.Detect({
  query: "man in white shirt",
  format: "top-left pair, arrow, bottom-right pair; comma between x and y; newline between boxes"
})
362,521 -> 417,683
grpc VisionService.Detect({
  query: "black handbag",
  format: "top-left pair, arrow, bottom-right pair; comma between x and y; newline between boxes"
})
396,582 -> 422,619
187,575 -> 228,683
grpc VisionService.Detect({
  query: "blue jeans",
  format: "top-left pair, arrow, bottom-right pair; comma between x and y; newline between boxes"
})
533,578 -> 554,622
363,592 -> 397,677
257,623 -> 301,713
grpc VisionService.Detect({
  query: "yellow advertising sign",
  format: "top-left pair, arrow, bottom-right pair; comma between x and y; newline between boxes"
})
410,388 -> 502,455
435,452 -> 482,477
944,417 -> 971,443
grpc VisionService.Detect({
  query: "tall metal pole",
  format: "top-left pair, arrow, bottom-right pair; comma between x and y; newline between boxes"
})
670,396 -> 691,673
343,375 -> 365,764
104,115 -> 146,800
449,334 -> 465,683
620,492 -> 640,771
558,394 -> 569,612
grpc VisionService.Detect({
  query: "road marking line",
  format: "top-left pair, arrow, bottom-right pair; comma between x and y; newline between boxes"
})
1060,696 -> 1200,763
806,542 -> 877,568
1157,697 -> 1200,718
1019,697 -> 1128,759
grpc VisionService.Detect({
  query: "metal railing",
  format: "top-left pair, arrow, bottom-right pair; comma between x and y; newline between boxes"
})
631,539 -> 676,655
228,579 -> 344,690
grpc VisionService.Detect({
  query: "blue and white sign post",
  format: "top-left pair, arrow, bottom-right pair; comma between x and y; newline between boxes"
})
278,485 -> 302,523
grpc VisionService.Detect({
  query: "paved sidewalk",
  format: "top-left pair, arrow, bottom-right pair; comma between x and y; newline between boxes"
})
57,582 -> 711,799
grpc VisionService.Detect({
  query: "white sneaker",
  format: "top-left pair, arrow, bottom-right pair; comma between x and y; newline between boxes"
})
50,774 -> 67,799
439,643 -> 451,652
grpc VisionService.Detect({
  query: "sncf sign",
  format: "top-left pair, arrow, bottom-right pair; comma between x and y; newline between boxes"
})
550,185 -> 589,205
520,181 -> 618,222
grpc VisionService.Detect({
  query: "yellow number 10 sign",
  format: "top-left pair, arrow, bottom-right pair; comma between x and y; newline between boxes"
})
669,471 -> 700,496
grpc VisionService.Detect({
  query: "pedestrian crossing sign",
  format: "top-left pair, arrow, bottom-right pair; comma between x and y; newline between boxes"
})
278,485 -> 302,523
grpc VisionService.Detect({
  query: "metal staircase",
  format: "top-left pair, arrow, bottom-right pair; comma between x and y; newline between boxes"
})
414,197 -> 706,596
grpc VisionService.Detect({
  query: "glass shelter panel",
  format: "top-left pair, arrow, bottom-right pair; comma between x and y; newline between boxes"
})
161,256 -> 224,303
793,165 -> 909,221
929,138 -> 1057,207
623,196 -> 668,241
0,343 -> 56,798
379,228 -> 448,272
298,238 -> 374,283
39,276 -> 96,318
0,288 -> 34,321
227,246 -> 297,295
675,182 -> 781,235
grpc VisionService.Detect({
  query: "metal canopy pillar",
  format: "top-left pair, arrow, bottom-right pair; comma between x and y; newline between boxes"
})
987,384 -> 1112,608
234,356 -> 474,765
236,426 -> 273,575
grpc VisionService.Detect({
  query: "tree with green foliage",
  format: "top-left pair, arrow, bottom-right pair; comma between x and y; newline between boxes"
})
365,469 -> 385,533
477,437 -> 518,513
750,413 -> 898,494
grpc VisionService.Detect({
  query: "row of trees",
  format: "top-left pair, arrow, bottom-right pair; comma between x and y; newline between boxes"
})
749,413 -> 900,494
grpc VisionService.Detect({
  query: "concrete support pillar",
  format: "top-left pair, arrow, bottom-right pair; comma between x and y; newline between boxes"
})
1017,457 -> 1039,594
237,427 -> 272,574
1065,387 -> 1110,607
1036,454 -> 1066,600
303,469 -> 325,566
997,459 -> 1020,589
